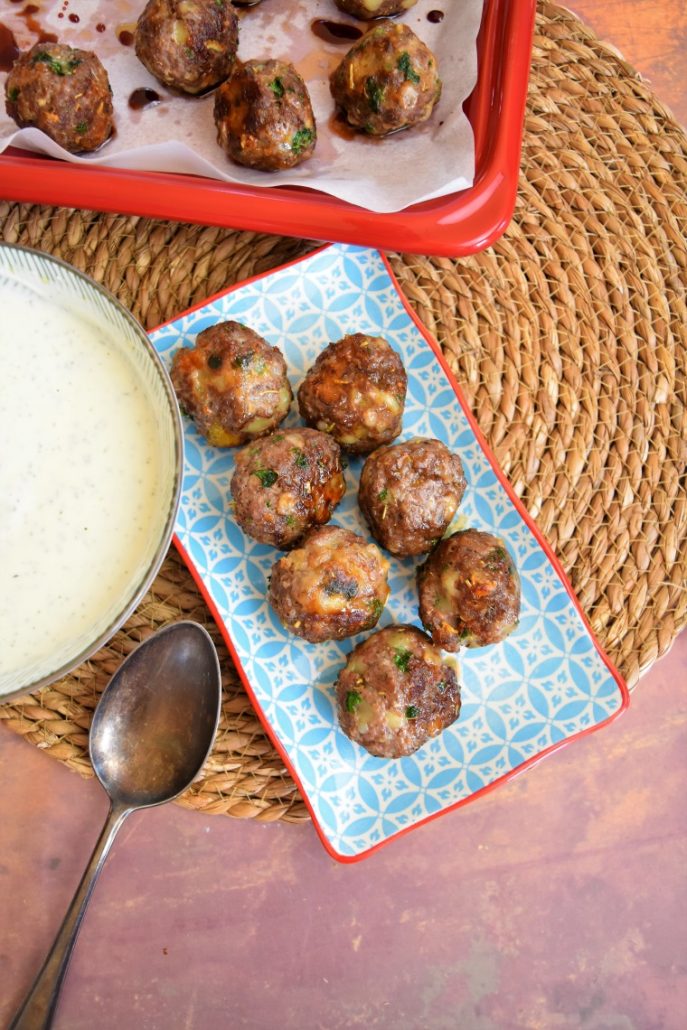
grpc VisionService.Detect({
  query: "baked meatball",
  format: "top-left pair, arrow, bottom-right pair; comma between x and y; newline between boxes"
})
334,0 -> 418,19
5,43 -> 113,153
359,438 -> 467,556
336,625 -> 461,758
330,21 -> 441,136
134,0 -> 239,95
214,59 -> 316,171
268,525 -> 389,642
297,334 -> 406,455
418,529 -> 520,651
231,428 -> 346,548
171,321 -> 292,447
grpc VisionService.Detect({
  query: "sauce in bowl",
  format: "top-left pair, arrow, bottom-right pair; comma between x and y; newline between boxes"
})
0,257 -> 179,697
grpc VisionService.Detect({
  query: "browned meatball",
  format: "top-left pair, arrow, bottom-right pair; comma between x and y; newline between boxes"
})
214,59 -> 316,171
171,321 -> 292,447
268,525 -> 389,642
135,0 -> 239,95
231,428 -> 346,548
418,529 -> 520,651
336,625 -> 461,758
334,0 -> 418,18
5,43 -> 113,153
359,438 -> 466,556
297,334 -> 406,455
330,21 -> 441,136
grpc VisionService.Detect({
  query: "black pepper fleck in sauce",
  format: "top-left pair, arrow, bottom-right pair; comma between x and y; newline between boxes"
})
128,87 -> 161,111
96,23 -> 106,33
427,10 -> 445,23
0,24 -> 20,72
311,19 -> 363,45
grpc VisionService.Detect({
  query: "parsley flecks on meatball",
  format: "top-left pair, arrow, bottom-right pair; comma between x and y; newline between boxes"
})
214,59 -> 316,171
336,625 -> 461,758
334,0 -> 418,19
230,428 -> 346,549
171,321 -> 292,447
5,43 -> 113,153
330,21 -> 441,137
268,525 -> 389,642
297,333 -> 406,455
359,438 -> 467,556
418,529 -> 520,651
135,0 -> 239,95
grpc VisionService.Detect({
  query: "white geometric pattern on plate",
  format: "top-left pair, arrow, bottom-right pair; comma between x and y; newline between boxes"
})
150,243 -> 627,861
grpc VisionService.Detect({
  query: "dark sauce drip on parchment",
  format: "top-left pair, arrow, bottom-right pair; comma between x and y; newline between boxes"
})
427,10 -> 445,23
128,87 -> 161,111
13,5 -> 58,44
0,24 -> 20,72
117,24 -> 136,47
96,23 -> 106,34
311,19 -> 363,45
68,13 -> 79,24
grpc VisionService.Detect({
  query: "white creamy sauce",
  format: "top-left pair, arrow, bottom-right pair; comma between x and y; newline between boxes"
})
0,275 -> 166,690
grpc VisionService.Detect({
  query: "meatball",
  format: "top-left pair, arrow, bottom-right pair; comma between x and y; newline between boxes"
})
359,438 -> 467,556
171,321 -> 292,447
297,334 -> 406,455
231,428 -> 346,548
418,529 -> 520,651
334,0 -> 418,19
214,59 -> 316,171
134,0 -> 239,95
330,21 -> 441,136
5,43 -> 113,153
268,525 -> 389,642
336,625 -> 461,758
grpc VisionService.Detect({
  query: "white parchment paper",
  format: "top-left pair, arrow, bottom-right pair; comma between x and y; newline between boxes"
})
0,0 -> 481,213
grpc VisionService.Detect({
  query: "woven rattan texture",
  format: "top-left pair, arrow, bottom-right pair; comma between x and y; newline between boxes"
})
1,3 -> 685,823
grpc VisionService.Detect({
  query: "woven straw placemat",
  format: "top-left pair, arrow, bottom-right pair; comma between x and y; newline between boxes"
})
1,2 -> 685,823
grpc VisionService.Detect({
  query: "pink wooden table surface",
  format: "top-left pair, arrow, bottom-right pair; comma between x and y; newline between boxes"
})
2,3 -> 686,1027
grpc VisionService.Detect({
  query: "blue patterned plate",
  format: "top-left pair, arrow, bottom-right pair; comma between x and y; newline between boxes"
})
150,244 -> 629,861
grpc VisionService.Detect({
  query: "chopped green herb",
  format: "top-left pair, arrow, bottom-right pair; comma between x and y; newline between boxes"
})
268,77 -> 285,98
436,680 -> 446,693
233,351 -> 253,369
214,0 -> 225,6
208,353 -> 223,370
346,690 -> 362,713
397,52 -> 421,84
33,51 -> 81,76
377,487 -> 388,502
405,705 -> 419,719
7,87 -> 19,102
393,648 -> 412,673
485,545 -> 509,570
75,121 -> 89,135
458,627 -> 471,640
365,76 -> 384,113
285,514 -> 296,527
368,598 -> 384,619
252,468 -> 278,488
253,357 -> 267,374
324,576 -> 358,600
291,127 -> 314,155
272,434 -> 284,443
292,447 -> 308,468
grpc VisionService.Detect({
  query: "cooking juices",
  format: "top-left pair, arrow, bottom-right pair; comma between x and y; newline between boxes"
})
0,274 -> 172,693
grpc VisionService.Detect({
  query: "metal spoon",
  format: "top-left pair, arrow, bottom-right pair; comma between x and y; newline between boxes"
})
10,621 -> 222,1030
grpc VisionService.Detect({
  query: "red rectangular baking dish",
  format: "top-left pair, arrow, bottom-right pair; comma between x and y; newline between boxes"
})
0,0 -> 536,258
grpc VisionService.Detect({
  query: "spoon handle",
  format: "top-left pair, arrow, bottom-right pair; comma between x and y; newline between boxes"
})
10,803 -> 131,1030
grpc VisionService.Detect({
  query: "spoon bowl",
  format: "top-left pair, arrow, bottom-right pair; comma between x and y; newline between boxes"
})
11,621 -> 222,1030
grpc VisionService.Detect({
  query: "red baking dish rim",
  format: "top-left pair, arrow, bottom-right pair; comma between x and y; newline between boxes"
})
152,241 -> 630,863
0,0 -> 536,258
